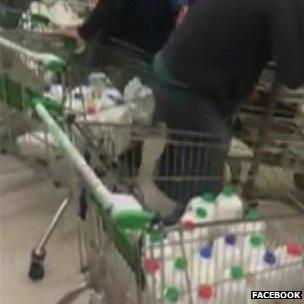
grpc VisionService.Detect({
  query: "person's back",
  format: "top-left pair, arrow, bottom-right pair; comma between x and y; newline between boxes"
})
160,0 -> 304,116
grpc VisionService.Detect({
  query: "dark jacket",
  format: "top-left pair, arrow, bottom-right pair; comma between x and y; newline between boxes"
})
78,0 -> 186,54
160,0 -> 304,116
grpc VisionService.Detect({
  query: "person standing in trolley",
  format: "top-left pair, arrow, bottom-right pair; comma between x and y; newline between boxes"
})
151,0 -> 304,221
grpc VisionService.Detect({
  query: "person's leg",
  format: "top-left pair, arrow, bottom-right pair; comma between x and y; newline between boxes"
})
152,79 -> 231,221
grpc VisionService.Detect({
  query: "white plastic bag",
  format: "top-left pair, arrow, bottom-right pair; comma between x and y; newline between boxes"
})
123,77 -> 155,124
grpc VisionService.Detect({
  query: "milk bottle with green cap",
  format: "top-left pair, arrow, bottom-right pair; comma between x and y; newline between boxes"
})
180,205 -> 212,247
163,285 -> 182,303
217,266 -> 247,304
242,234 -> 265,268
164,256 -> 189,294
229,208 -> 266,236
187,192 -> 217,220
215,186 -> 243,220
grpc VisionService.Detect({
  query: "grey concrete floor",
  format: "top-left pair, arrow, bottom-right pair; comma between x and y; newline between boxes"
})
1,155 -> 89,304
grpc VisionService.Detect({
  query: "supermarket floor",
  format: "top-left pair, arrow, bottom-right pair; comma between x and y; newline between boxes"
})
1,154 -> 303,304
1,155 -> 89,304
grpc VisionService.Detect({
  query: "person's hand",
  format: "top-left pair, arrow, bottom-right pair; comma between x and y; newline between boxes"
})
176,5 -> 189,26
57,27 -> 80,40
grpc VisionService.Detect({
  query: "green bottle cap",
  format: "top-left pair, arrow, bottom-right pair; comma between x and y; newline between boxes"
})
150,231 -> 165,244
223,186 -> 235,197
173,256 -> 187,270
196,207 -> 207,218
245,209 -> 259,220
230,266 -> 244,279
250,234 -> 264,247
164,286 -> 180,302
202,192 -> 215,203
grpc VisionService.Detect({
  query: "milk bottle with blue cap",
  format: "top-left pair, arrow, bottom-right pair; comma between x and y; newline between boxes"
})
192,246 -> 216,288
247,251 -> 278,293
217,266 -> 247,304
215,186 -> 243,220
213,234 -> 241,277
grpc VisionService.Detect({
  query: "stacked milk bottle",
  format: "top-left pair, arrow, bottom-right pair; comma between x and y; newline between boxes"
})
181,192 -> 217,246
213,234 -> 241,277
275,242 -> 303,290
217,266 -> 247,304
162,256 -> 189,303
247,251 -> 279,304
215,186 -> 243,221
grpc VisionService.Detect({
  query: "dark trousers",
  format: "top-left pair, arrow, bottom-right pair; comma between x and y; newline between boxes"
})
151,78 -> 231,209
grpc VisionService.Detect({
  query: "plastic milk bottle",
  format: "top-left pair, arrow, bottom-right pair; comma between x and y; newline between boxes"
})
215,186 -> 243,220
275,243 -> 303,290
217,266 -> 247,304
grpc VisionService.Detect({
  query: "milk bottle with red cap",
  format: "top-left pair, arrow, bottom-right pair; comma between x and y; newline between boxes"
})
215,186 -> 243,221
194,285 -> 215,304
217,266 -> 247,304
213,234 -> 241,277
275,243 -> 303,290
143,257 -> 162,299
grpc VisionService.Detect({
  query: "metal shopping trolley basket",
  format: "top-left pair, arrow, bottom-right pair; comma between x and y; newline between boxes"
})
49,121 -> 304,304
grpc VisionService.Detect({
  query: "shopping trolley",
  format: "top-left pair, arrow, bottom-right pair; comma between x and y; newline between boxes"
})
49,117 -> 304,304
0,22 -> 88,281
228,65 -> 304,205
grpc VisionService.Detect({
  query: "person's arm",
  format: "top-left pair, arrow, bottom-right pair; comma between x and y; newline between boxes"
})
167,0 -> 190,25
272,0 -> 304,89
78,0 -> 122,41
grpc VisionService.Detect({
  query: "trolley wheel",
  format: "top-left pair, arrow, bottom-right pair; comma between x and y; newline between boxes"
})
53,181 -> 62,188
28,261 -> 45,281
28,249 -> 46,281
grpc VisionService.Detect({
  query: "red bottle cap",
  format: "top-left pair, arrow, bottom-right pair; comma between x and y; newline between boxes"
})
144,258 -> 161,274
181,219 -> 195,230
287,243 -> 302,256
197,285 -> 213,299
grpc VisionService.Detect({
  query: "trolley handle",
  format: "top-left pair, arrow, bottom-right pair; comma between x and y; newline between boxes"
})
32,97 -> 153,230
0,34 -> 66,72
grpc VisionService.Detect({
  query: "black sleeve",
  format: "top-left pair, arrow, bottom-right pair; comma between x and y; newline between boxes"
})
78,0 -> 122,41
272,0 -> 304,89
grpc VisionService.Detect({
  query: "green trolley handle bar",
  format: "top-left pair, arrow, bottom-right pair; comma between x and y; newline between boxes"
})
0,35 -> 66,72
33,98 -> 153,230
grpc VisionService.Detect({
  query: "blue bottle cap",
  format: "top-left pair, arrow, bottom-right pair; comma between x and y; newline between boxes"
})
199,246 -> 212,259
73,92 -> 82,99
263,251 -> 276,265
225,234 -> 236,245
